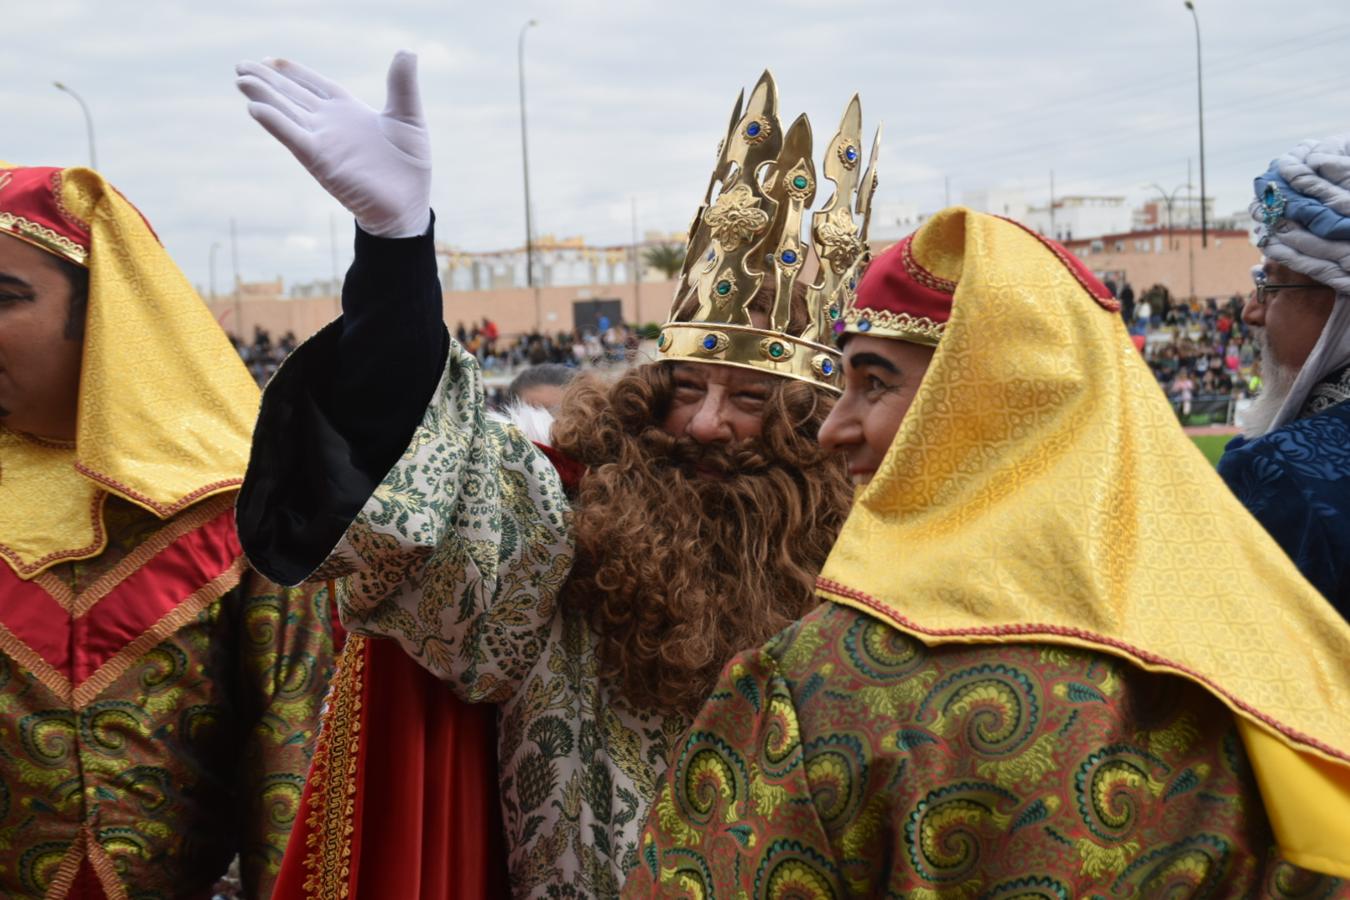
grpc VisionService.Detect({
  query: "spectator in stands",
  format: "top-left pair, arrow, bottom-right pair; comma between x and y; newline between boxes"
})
509,362 -> 575,414
1171,370 -> 1196,418
1218,135 -> 1350,620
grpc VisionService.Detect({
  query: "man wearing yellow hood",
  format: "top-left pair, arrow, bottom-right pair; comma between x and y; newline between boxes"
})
0,164 -> 333,899
625,208 -> 1350,896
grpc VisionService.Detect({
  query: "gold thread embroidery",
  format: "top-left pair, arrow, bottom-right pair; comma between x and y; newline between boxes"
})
0,491 -> 108,579
0,619 -> 74,701
901,237 -> 957,294
842,307 -> 945,345
73,557 -> 246,708
71,494 -> 233,617
50,170 -> 92,236
0,212 -> 87,265
74,464 -> 241,520
301,635 -> 366,900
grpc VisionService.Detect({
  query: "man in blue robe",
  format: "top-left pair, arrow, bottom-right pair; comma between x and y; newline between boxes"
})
1218,134 -> 1350,620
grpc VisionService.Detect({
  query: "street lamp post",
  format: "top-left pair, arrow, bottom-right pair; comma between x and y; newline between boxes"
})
518,19 -> 541,330
1146,183 -> 1190,252
1183,1 -> 1208,248
209,241 -> 222,300
52,82 -> 98,170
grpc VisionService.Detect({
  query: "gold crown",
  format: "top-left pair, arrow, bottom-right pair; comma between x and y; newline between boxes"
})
657,71 -> 879,391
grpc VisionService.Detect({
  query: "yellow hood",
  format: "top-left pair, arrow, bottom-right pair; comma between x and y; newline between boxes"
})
818,207 -> 1350,878
0,164 -> 258,577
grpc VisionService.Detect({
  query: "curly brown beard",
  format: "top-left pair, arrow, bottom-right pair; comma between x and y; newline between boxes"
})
550,363 -> 851,719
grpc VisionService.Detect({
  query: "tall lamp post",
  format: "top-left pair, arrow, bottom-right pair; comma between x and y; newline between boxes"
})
209,241 -> 222,301
518,19 -> 541,330
1146,182 -> 1190,252
1183,1 -> 1207,248
52,82 -> 98,170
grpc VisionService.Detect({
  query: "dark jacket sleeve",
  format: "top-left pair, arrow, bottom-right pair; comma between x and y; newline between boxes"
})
1218,438 -> 1350,620
236,214 -> 449,586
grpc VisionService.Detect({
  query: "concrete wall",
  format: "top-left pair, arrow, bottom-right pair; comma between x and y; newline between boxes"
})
207,279 -> 681,342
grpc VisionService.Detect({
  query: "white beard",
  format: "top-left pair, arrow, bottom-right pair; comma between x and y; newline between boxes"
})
1241,329 -> 1300,438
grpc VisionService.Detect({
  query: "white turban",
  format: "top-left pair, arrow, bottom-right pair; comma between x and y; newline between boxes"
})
1249,136 -> 1350,433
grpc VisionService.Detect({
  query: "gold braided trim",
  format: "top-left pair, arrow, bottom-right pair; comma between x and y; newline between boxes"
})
901,236 -> 956,294
0,618 -> 73,701
840,307 -> 946,346
0,490 -> 108,580
33,571 -> 77,611
301,634 -> 366,900
0,212 -> 87,266
84,834 -> 129,900
71,494 -> 233,618
73,557 -> 246,708
41,830 -> 86,900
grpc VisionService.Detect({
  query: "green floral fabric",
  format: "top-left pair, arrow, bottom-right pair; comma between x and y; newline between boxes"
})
325,341 -> 687,899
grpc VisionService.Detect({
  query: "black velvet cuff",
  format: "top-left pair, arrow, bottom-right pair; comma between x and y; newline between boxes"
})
237,214 -> 448,585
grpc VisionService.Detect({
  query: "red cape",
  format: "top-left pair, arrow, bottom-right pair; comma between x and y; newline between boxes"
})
272,442 -> 583,900
271,628 -> 508,899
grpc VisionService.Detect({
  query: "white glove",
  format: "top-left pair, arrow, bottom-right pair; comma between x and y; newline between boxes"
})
235,51 -> 431,238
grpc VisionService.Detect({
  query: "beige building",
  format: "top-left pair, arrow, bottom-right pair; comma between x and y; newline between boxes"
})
1061,227 -> 1259,301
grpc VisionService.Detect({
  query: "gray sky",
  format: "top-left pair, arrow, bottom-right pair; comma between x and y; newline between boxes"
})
6,0 -> 1350,294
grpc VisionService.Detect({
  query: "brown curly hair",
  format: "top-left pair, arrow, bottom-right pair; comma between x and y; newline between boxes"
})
550,362 -> 851,719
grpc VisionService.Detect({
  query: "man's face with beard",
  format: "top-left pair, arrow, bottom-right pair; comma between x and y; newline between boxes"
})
1245,260 -> 1336,372
1239,260 -> 1337,437
660,362 -> 775,446
553,363 -> 852,717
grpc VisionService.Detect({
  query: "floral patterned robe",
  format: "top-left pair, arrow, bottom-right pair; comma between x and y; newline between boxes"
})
625,603 -> 1347,898
312,339 -> 687,899
0,493 -> 333,899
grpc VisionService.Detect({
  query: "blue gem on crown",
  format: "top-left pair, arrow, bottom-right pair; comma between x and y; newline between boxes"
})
845,146 -> 858,162
746,121 -> 762,138
780,249 -> 798,265
858,318 -> 872,332
702,334 -> 719,351
821,358 -> 834,376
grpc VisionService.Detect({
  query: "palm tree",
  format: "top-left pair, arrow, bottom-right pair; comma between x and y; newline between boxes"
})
643,243 -> 686,279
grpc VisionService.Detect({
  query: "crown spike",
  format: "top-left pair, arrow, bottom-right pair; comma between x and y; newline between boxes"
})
660,76 -> 876,392
857,124 -> 882,239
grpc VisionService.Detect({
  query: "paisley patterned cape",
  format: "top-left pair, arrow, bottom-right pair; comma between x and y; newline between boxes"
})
625,604 -> 1346,898
1219,365 -> 1350,620
626,208 -> 1350,896
0,492 -> 333,899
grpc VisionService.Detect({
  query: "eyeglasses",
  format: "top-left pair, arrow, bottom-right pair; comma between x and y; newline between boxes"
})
1253,282 -> 1333,305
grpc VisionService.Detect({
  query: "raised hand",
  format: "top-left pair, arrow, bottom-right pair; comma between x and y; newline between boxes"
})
235,51 -> 431,238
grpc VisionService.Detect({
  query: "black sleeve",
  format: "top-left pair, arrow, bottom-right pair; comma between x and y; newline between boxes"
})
236,214 -> 449,586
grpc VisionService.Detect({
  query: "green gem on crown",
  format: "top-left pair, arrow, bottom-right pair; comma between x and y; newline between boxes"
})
768,342 -> 785,359
829,305 -> 839,320
715,280 -> 732,296
792,175 -> 809,190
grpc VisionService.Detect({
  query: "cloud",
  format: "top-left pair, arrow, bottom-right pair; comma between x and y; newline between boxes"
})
5,0 -> 1350,292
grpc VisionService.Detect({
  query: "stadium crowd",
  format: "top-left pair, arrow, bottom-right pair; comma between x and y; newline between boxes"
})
229,285 -> 1259,425
1115,282 -> 1263,425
